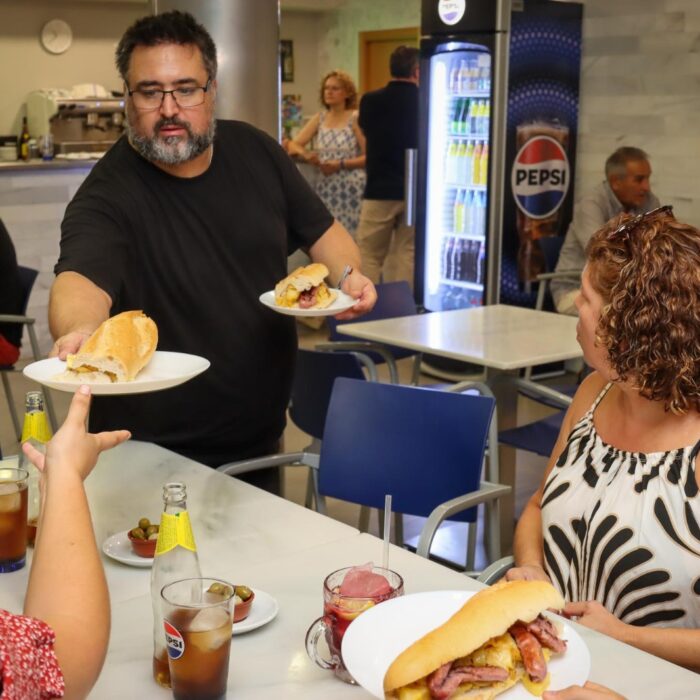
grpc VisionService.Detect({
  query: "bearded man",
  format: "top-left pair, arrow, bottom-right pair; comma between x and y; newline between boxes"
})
49,11 -> 375,492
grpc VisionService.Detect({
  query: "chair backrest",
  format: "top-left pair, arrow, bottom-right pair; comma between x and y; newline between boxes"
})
289,348 -> 366,440
16,266 -> 38,314
539,236 -> 564,273
318,378 -> 494,521
327,281 -> 418,361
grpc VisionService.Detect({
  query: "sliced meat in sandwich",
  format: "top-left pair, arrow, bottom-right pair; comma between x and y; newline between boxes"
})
274,263 -> 337,310
384,580 -> 567,700
65,310 -> 158,382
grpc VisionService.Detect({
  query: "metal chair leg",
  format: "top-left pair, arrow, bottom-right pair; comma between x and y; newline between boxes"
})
2,371 -> 20,440
466,519 -> 477,571
358,506 -> 370,532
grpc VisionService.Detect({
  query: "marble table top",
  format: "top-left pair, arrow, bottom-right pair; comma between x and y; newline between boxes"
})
2,442 -> 699,698
337,304 -> 582,371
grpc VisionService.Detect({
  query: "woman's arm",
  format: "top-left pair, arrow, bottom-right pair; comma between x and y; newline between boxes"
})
23,386 -> 130,700
285,113 -> 321,159
508,373 -> 607,581
564,600 -> 700,672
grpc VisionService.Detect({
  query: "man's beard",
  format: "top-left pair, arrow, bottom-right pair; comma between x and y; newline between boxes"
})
126,115 -> 216,165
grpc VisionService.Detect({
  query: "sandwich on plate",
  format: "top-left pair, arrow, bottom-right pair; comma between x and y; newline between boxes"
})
274,263 -> 337,310
384,580 -> 567,700
63,310 -> 158,383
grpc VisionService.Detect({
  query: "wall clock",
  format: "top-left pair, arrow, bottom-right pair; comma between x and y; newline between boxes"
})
41,19 -> 73,55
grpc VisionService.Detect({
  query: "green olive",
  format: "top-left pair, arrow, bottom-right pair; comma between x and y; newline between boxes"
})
130,527 -> 146,540
138,517 -> 151,530
207,582 -> 225,595
147,533 -> 159,541
235,585 -> 253,601
146,525 -> 159,537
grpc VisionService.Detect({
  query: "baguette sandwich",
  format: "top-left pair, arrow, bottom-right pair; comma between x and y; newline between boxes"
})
274,263 -> 337,310
384,581 -> 567,700
64,310 -> 158,383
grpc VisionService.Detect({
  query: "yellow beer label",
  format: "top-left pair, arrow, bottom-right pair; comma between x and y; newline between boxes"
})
155,511 -> 197,556
21,412 -> 53,443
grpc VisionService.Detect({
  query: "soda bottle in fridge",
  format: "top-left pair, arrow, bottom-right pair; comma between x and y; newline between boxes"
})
479,143 -> 489,185
152,482 -> 202,688
18,391 -> 52,545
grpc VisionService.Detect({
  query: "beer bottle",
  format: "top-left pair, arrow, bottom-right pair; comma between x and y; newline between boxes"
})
151,482 -> 201,688
19,117 -> 30,161
18,391 -> 52,544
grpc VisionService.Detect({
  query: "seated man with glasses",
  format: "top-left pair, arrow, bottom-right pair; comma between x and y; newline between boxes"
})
552,146 -> 659,315
49,11 -> 377,494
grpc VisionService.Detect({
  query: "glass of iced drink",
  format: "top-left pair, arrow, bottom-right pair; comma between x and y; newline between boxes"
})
160,577 -> 235,700
305,563 -> 404,683
0,466 -> 28,573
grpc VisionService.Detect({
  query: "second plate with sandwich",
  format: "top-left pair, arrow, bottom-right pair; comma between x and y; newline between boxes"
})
259,289 -> 357,317
24,351 -> 210,395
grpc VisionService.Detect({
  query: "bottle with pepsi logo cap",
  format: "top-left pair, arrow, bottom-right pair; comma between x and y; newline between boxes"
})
151,482 -> 201,688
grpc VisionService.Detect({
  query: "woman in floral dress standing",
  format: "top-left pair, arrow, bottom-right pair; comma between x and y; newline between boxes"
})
285,70 -> 366,237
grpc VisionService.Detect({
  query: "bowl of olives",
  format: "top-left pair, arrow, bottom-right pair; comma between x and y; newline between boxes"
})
233,585 -> 255,622
128,518 -> 159,558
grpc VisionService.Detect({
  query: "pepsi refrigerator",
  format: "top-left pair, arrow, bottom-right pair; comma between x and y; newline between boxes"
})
415,0 -> 582,312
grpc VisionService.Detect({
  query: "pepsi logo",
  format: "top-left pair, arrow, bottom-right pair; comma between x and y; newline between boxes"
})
438,0 -> 466,26
511,135 -> 570,220
164,620 -> 185,660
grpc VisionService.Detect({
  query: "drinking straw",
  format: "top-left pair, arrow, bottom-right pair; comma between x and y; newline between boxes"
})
382,494 -> 392,570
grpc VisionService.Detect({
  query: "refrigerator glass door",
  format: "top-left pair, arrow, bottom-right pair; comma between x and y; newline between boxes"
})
424,47 -> 491,311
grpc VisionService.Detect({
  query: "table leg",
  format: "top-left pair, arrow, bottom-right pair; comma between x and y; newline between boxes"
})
485,368 -> 518,555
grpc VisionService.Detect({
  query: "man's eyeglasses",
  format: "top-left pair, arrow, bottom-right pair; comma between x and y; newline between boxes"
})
609,204 -> 674,240
127,80 -> 211,111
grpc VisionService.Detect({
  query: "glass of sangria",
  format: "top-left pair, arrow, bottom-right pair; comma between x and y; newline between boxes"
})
305,563 -> 404,683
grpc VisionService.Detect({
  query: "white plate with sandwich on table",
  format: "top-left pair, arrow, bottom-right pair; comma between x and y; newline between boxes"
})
342,582 -> 591,699
260,263 -> 358,317
23,310 -> 210,394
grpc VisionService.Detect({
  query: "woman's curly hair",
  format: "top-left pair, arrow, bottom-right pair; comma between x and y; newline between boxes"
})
319,70 -> 358,109
586,209 -> 700,414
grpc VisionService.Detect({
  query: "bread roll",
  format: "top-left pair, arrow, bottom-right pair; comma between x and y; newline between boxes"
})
66,310 -> 158,382
274,263 -> 337,309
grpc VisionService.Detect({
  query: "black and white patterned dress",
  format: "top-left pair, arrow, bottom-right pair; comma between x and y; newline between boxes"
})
541,383 -> 700,627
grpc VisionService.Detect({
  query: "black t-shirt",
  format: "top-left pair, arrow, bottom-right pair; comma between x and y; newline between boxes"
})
55,120 -> 333,466
358,81 -> 419,201
0,219 -> 23,347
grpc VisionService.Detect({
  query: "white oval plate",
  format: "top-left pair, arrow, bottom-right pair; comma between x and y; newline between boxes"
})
102,530 -> 152,568
23,351 -> 210,395
259,290 -> 357,317
233,589 -> 279,635
342,590 -> 590,699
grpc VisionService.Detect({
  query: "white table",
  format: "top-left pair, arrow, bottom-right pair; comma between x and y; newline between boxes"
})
2,442 -> 699,699
336,304 -> 582,551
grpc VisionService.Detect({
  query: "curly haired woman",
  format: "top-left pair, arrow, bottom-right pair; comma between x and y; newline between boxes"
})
508,206 -> 700,671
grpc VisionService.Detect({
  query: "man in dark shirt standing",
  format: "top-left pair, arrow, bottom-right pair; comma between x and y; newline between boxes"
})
356,46 -> 419,287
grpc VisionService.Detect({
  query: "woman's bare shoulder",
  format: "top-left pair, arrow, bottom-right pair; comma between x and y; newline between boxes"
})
568,371 -> 609,424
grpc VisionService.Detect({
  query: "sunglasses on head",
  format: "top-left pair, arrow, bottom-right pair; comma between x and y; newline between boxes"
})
609,205 -> 674,240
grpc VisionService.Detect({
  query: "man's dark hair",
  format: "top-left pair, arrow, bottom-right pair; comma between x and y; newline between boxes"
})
390,46 -> 420,79
605,146 -> 649,179
116,11 -> 218,82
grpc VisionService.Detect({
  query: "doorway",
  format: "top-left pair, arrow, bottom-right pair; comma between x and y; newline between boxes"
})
358,27 -> 419,95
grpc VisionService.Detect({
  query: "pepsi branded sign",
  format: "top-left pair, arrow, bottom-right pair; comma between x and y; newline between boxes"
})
164,620 -> 185,660
511,135 -> 570,220
438,0 -> 466,26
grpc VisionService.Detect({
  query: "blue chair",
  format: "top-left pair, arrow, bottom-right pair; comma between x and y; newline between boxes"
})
289,348 -> 380,509
1,265 -> 57,438
219,378 -> 510,567
320,281 -> 422,385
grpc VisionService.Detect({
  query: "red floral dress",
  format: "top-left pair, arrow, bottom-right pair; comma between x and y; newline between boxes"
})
0,610 -> 64,699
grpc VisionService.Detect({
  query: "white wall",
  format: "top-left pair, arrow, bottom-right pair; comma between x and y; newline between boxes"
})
0,1 -> 148,136
280,11 -> 323,121
574,0 -> 700,226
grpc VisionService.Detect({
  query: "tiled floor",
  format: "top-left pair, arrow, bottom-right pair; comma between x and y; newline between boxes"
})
1,320 -> 569,572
